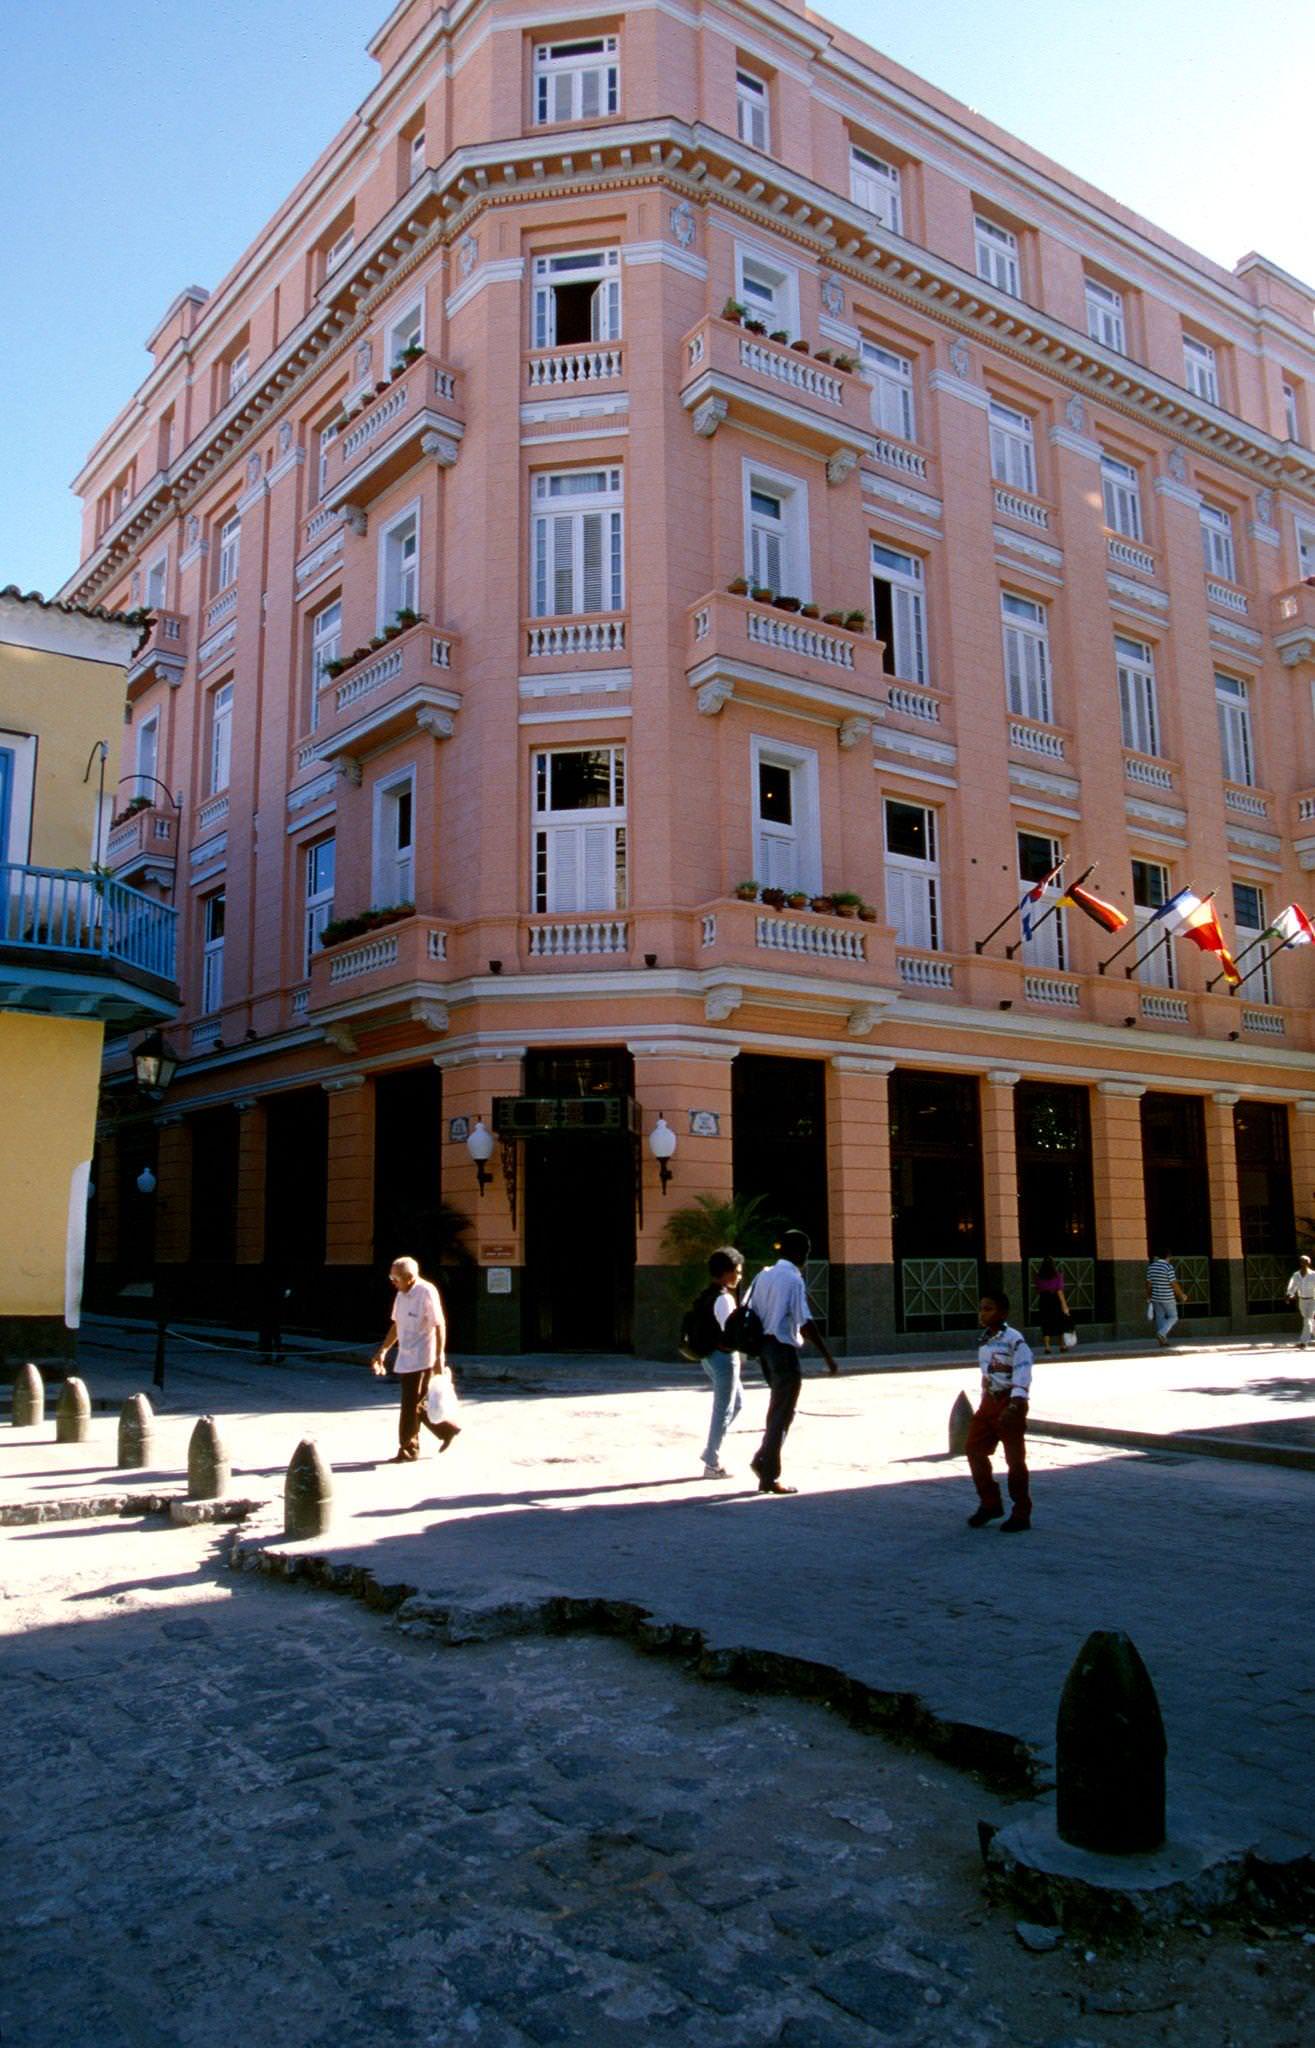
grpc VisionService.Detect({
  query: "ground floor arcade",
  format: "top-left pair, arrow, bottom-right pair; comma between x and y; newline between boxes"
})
89,1000 -> 1314,1355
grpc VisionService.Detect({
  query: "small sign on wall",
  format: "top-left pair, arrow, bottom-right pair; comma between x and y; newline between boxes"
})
448,1116 -> 470,1142
481,1243 -> 514,1262
486,1267 -> 512,1295
688,1109 -> 720,1137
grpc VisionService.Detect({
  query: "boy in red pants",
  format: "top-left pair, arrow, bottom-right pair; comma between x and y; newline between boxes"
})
964,1290 -> 1033,1534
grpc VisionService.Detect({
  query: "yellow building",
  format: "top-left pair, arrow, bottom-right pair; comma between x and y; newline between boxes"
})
0,587 -> 178,1363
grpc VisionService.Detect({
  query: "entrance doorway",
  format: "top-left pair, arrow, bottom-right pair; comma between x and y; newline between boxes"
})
1141,1092 -> 1211,1314
1015,1081 -> 1096,1321
522,1049 -> 636,1349
374,1066 -> 444,1278
890,1069 -> 983,1331
1235,1100 -> 1293,1310
265,1088 -> 328,1326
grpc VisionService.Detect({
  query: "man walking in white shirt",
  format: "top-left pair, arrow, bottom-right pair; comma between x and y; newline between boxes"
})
1286,1253 -> 1315,1348
369,1256 -> 457,1462
745,1229 -> 838,1495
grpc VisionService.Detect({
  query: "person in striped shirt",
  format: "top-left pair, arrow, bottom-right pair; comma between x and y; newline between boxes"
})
965,1290 -> 1033,1533
1145,1250 -> 1186,1347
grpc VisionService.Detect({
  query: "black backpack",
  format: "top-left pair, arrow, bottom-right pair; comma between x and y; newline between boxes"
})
679,1282 -> 725,1363
721,1284 -> 765,1359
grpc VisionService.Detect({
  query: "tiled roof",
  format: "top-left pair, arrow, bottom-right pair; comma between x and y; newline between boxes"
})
0,584 -> 148,630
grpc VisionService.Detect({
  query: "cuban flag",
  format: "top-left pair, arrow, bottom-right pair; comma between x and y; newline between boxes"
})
1019,860 -> 1064,941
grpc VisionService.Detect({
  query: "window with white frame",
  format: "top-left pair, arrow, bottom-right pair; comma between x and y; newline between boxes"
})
1085,278 -> 1125,352
309,599 -> 342,732
975,215 -> 1020,296
1100,452 -> 1142,539
1183,334 -> 1219,404
1233,881 -> 1272,1001
850,145 -> 902,231
1018,830 -> 1065,970
1283,381 -> 1300,443
884,800 -> 939,951
386,300 -> 423,369
144,552 -> 168,609
871,543 -> 928,684
533,36 -> 619,123
409,130 -> 426,182
373,773 -> 415,904
325,226 -> 354,274
379,507 -> 419,627
227,349 -> 249,399
1200,500 -> 1237,583
209,682 -> 234,795
751,738 -> 820,896
1001,592 -> 1052,723
861,341 -> 916,440
1297,519 -> 1315,582
989,399 -> 1036,493
531,469 -> 624,617
1216,672 -> 1254,785
533,748 -> 627,913
201,891 -> 225,1013
134,712 -> 159,804
743,465 -> 809,597
736,68 -> 769,150
1132,859 -> 1175,989
735,246 -> 798,334
531,248 -> 621,349
304,837 -> 336,970
1116,635 -> 1160,756
317,420 -> 339,502
216,512 -> 240,591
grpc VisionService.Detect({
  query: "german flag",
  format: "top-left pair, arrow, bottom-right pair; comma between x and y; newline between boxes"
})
1062,882 -> 1128,934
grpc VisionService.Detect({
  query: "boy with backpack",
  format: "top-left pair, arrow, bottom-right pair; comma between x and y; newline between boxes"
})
681,1246 -> 745,1478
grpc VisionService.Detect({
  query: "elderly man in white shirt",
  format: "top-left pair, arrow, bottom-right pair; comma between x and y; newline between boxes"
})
1286,1254 -> 1315,1348
746,1228 -> 838,1495
370,1256 -> 457,1463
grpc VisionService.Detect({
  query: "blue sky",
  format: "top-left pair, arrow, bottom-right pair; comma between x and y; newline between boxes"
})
3,0 -> 1311,599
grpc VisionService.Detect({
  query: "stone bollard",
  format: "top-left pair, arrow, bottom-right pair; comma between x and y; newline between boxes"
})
55,1376 -> 91,1444
1056,1629 -> 1166,1854
948,1390 -> 974,1457
187,1416 -> 231,1501
117,1393 -> 157,1470
284,1438 -> 333,1539
12,1363 -> 45,1428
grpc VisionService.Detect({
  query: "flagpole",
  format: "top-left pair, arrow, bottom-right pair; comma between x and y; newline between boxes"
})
1005,863 -> 1093,961
1100,920 -> 1155,974
1123,928 -> 1172,981
1115,888 -> 1217,980
1227,931 -> 1270,970
1218,934 -> 1293,995
974,854 -> 1068,956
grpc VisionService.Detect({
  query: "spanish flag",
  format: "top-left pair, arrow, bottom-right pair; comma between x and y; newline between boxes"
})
1062,882 -> 1128,934
1172,895 -> 1241,985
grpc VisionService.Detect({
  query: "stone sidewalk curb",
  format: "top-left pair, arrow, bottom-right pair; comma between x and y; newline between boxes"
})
0,1491 -> 264,1527
1029,1418 -> 1315,1472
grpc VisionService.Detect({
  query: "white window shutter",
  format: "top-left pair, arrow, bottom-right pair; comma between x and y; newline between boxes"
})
580,823 -> 614,910
580,67 -> 600,117
533,284 -> 554,350
546,826 -> 581,912
552,72 -> 571,122
552,515 -> 575,614
892,585 -> 926,685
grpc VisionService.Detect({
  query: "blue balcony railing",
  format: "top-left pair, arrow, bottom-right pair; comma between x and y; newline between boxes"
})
0,864 -> 177,985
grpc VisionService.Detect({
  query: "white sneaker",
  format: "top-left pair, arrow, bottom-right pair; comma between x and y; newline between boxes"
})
701,1462 -> 731,1479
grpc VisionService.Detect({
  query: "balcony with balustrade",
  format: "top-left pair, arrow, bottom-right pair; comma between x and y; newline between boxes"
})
1273,581 -> 1315,669
1007,713 -> 1071,768
525,343 -> 624,392
1123,748 -> 1179,796
679,317 -> 874,458
125,610 -> 187,699
0,864 -> 178,1026
296,618 -> 461,772
521,613 -> 628,671
992,483 -> 1055,536
306,911 -> 454,1021
694,896 -> 898,1007
686,590 -> 886,728
323,351 -> 463,510
104,803 -> 178,891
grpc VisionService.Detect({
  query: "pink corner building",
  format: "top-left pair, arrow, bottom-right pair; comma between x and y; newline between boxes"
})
61,0 -> 1315,1354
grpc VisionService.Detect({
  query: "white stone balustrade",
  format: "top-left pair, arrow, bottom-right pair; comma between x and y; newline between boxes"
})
527,348 -> 623,387
527,920 -> 629,957
525,619 -> 626,657
738,337 -> 844,406
1008,720 -> 1066,759
872,437 -> 928,479
993,487 -> 1050,529
328,935 -> 400,982
1024,974 -> 1081,1007
898,953 -> 954,989
755,915 -> 866,962
745,610 -> 856,669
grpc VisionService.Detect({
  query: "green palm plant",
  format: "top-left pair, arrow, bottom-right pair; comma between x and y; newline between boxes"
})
660,1192 -> 783,1299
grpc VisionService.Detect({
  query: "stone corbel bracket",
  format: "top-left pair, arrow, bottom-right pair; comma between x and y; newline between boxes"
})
704,985 -> 744,1023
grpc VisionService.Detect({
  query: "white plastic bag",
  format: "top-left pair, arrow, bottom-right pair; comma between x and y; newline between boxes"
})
425,1367 -> 461,1425
1146,1301 -> 1155,1323
1062,1329 -> 1078,1350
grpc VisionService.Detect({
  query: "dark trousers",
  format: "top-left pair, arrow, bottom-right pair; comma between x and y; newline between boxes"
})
397,1368 -> 433,1457
966,1391 -> 1030,1517
754,1337 -> 803,1484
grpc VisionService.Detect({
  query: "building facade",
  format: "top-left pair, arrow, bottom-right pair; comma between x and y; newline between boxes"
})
0,589 -> 177,1361
62,0 -> 1315,1352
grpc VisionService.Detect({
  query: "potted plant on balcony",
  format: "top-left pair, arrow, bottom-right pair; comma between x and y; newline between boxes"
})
774,594 -> 802,612
810,893 -> 836,914
395,606 -> 422,629
761,885 -> 787,909
769,329 -> 789,344
814,347 -> 835,364
734,879 -> 760,901
857,902 -> 879,922
785,889 -> 810,909
833,352 -> 858,372
789,338 -> 811,354
323,656 -> 348,679
822,610 -> 846,626
843,609 -> 868,631
751,585 -> 774,603
831,890 -> 862,919
800,602 -> 820,618
726,576 -> 750,596
721,298 -> 747,324
743,317 -> 767,336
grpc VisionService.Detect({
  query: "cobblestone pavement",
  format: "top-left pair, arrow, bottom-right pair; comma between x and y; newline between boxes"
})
5,1518 -> 1315,2048
7,1332 -> 1315,1858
